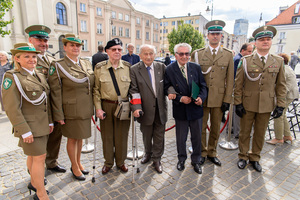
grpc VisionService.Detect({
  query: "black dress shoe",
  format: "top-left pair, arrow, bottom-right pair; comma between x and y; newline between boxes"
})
27,182 -> 49,195
191,162 -> 202,174
177,161 -> 185,171
81,169 -> 89,175
199,157 -> 206,165
141,154 -> 151,164
237,159 -> 247,169
70,168 -> 86,181
207,156 -> 222,166
249,161 -> 262,172
48,164 -> 67,173
153,161 -> 163,173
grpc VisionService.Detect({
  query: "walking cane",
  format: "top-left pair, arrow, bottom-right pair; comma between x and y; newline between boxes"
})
92,115 -> 98,183
132,111 -> 142,183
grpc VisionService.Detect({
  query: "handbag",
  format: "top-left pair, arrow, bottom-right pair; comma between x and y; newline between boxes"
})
109,68 -> 131,120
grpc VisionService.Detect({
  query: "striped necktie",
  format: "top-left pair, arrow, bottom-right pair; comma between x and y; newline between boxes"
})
261,56 -> 265,67
212,49 -> 216,59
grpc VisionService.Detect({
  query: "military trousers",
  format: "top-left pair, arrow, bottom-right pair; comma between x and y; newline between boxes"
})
46,123 -> 62,168
100,101 -> 130,168
238,111 -> 271,161
201,106 -> 223,157
274,99 -> 293,139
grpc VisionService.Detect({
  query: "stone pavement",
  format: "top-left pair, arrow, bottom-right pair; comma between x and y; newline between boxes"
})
0,107 -> 300,200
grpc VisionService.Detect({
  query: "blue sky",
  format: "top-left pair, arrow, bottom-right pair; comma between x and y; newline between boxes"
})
129,0 -> 298,37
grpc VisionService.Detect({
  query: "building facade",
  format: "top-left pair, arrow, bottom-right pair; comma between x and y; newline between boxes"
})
233,19 -> 249,36
160,14 -> 209,56
267,1 -> 300,55
77,0 -> 160,57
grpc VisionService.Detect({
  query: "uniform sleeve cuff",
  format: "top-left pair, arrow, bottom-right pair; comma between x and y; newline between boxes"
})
22,132 -> 33,139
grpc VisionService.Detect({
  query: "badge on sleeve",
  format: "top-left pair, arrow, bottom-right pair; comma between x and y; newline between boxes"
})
49,65 -> 55,75
237,60 -> 242,69
3,78 -> 12,90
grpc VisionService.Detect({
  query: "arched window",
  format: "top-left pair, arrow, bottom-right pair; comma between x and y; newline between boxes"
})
56,2 -> 67,25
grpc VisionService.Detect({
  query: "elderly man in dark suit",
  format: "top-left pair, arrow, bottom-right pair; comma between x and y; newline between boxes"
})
92,45 -> 108,70
129,44 -> 167,173
164,43 -> 207,174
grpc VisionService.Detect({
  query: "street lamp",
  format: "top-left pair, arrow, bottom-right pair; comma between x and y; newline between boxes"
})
206,0 -> 213,20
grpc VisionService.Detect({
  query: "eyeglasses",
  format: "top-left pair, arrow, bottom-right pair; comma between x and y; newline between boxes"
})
110,48 -> 123,52
176,52 -> 190,57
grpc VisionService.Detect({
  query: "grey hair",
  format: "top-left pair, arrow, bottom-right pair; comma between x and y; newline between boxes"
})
127,43 -> 134,48
140,44 -> 157,54
174,43 -> 192,53
0,51 -> 9,59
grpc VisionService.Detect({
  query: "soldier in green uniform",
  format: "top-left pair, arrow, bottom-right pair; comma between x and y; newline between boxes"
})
234,26 -> 286,172
191,20 -> 234,166
48,34 -> 95,180
93,38 -> 131,174
25,25 -> 66,173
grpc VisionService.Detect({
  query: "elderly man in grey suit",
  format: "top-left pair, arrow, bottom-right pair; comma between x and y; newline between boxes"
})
129,44 -> 167,173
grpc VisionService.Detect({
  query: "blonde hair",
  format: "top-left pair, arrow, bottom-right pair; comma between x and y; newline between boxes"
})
13,53 -> 22,71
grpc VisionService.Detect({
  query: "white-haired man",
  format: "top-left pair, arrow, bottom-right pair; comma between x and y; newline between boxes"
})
129,44 -> 167,173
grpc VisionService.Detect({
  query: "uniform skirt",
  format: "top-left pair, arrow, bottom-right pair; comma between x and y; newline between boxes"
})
18,135 -> 49,156
62,118 -> 91,139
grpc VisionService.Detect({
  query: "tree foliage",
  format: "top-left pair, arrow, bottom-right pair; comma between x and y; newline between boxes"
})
167,22 -> 205,54
0,0 -> 14,37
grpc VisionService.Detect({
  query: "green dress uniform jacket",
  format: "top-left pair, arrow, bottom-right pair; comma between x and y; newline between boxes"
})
191,46 -> 234,107
2,68 -> 51,137
48,56 -> 95,123
36,54 -> 56,77
234,53 -> 286,112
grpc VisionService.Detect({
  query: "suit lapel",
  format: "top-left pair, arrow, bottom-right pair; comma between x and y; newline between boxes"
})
154,62 -> 162,95
65,56 -> 86,74
174,61 -> 189,89
204,47 -> 214,62
214,47 -> 224,62
37,57 -> 49,69
138,62 -> 155,95
264,55 -> 275,69
253,53 -> 264,69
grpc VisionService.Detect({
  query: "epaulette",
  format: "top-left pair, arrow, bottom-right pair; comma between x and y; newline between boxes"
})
5,69 -> 17,75
195,47 -> 206,53
270,54 -> 283,60
243,54 -> 252,59
222,47 -> 232,53
95,60 -> 108,69
46,53 -> 56,59
121,60 -> 131,68
55,58 -> 65,63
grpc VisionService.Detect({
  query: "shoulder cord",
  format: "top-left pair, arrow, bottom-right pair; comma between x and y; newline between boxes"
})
242,57 -> 262,82
12,74 -> 47,106
196,50 -> 212,75
55,62 -> 91,94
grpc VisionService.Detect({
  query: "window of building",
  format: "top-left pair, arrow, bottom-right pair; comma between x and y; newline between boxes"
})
293,16 -> 300,23
172,21 -> 175,26
195,19 -> 199,24
80,3 -> 86,12
96,7 -> 102,16
277,45 -> 284,53
146,20 -> 150,27
136,30 -> 140,39
163,22 -> 168,26
125,28 -> 130,37
136,17 -> 140,24
112,25 -> 116,36
119,27 -> 123,36
119,13 -> 123,20
125,14 -> 129,22
279,32 -> 286,39
98,41 -> 103,46
295,3 -> 300,14
160,22 -> 162,26
146,32 -> 150,40
112,11 -> 116,19
56,2 -> 67,25
185,20 -> 191,24
155,34 -> 158,42
97,23 -> 102,34
156,23 -> 158,30
136,45 -> 140,53
82,40 -> 88,51
81,20 -> 87,32
163,29 -> 168,33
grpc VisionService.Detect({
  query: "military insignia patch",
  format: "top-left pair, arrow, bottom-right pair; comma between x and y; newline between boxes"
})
3,78 -> 12,90
49,65 -> 55,75
32,92 -> 36,96
237,60 -> 242,69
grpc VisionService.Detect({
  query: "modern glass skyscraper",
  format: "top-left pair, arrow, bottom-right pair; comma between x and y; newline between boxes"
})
234,19 -> 249,36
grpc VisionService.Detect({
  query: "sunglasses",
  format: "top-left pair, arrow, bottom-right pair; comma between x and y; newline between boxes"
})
110,48 -> 123,52
176,52 -> 190,57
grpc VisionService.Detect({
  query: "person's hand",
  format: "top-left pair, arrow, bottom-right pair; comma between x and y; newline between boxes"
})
23,135 -> 34,144
57,120 -> 65,125
194,97 -> 202,106
96,109 -> 106,120
168,94 -> 176,100
235,104 -> 246,118
272,106 -> 284,118
133,109 -> 142,118
49,125 -> 54,133
221,102 -> 230,112
181,96 -> 192,104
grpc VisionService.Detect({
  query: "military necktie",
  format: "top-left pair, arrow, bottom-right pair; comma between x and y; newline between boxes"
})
147,66 -> 152,84
42,56 -> 49,65
180,66 -> 186,79
33,73 -> 41,82
212,49 -> 216,59
261,56 -> 265,67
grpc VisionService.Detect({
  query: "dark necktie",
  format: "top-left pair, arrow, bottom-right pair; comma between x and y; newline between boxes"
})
261,56 -> 265,67
212,49 -> 216,59
42,56 -> 49,65
33,73 -> 41,82
147,66 -> 152,84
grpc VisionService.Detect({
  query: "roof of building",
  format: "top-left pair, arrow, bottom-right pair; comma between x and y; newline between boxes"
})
267,1 -> 300,25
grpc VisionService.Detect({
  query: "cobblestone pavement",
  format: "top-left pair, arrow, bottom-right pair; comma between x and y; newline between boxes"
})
0,111 -> 300,200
